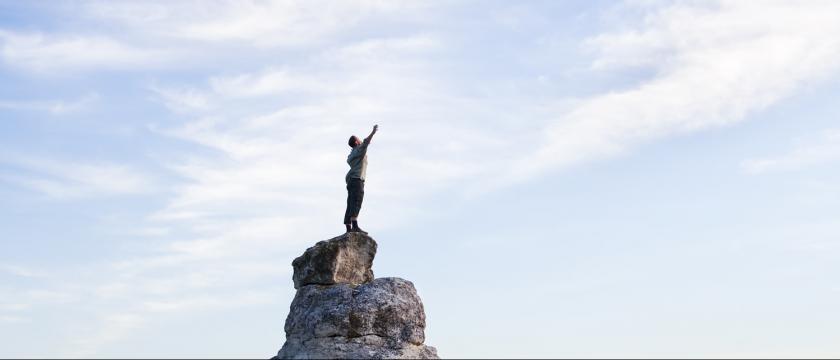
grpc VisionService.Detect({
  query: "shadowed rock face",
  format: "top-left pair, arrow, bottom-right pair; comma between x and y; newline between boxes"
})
278,335 -> 438,359
274,233 -> 438,359
292,233 -> 376,289
350,278 -> 426,345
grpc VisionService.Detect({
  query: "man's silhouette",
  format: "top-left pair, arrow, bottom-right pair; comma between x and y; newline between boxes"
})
344,124 -> 378,234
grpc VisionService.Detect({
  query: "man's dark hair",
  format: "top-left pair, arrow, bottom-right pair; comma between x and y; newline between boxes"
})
348,136 -> 357,148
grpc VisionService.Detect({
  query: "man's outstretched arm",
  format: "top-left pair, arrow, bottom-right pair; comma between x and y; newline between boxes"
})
363,124 -> 378,146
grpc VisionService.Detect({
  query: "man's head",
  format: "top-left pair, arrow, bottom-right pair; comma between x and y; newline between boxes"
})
348,135 -> 361,148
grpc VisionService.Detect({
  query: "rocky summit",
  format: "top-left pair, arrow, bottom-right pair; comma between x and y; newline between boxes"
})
273,232 -> 439,359
291,233 -> 376,289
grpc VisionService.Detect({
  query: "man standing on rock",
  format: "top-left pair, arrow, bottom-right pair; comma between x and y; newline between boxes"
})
344,124 -> 378,234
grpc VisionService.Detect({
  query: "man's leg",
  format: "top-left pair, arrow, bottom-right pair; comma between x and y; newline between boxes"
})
343,181 -> 354,232
350,180 -> 366,234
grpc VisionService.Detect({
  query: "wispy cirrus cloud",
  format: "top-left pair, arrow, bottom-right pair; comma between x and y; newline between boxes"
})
508,1 -> 840,183
0,93 -> 99,114
0,264 -> 47,278
742,129 -> 840,174
0,31 -> 173,73
85,0 -> 432,47
209,68 -> 327,98
147,85 -> 212,113
0,156 -> 158,199
0,0 -> 433,75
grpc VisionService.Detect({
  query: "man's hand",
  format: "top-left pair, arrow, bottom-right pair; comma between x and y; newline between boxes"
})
364,124 -> 379,145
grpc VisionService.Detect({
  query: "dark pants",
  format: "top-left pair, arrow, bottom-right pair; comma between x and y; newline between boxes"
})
344,178 -> 365,224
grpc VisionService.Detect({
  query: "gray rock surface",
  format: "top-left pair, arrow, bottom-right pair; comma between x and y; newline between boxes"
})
292,232 -> 376,289
278,336 -> 438,359
350,277 -> 426,345
275,234 -> 438,359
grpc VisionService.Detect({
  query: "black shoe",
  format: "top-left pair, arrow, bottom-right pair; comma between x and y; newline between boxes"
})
351,220 -> 368,235
351,225 -> 368,235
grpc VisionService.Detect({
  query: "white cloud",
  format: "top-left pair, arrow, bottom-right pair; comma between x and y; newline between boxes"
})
141,290 -> 279,313
0,156 -> 158,199
327,34 -> 441,62
742,129 -> 840,174
0,264 -> 46,278
173,34 -> 442,100
0,1 -> 431,75
85,0 -> 431,48
0,93 -> 99,114
509,1 -> 840,183
148,85 -> 212,113
0,287 -> 78,309
209,68 -> 325,97
22,289 -> 76,304
0,31 -> 171,72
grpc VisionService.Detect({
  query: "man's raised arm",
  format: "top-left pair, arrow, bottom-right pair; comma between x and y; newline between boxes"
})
363,124 -> 378,146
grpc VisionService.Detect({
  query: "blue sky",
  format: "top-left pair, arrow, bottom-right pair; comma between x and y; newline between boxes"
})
1,0 -> 840,358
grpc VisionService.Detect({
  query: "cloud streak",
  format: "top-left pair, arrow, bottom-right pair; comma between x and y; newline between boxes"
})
743,129 -> 840,174
0,264 -> 46,278
85,0 -> 432,47
0,156 -> 158,199
510,1 -> 840,182
0,93 -> 99,114
0,31 -> 172,72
